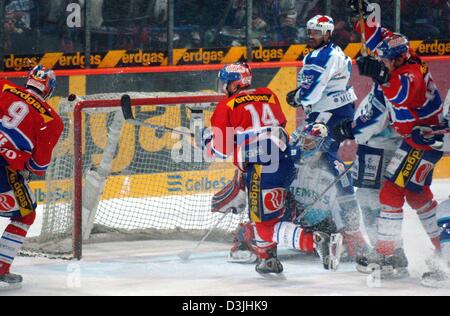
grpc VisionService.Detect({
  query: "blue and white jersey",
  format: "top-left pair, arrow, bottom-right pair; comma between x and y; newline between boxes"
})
353,84 -> 401,150
295,42 -> 356,114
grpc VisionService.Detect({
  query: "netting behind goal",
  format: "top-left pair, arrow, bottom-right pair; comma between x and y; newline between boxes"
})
22,92 -> 247,259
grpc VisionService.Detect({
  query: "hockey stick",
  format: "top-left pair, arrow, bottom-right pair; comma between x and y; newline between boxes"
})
120,94 -> 195,138
358,0 -> 369,57
425,128 -> 450,136
294,161 -> 356,224
178,210 -> 231,261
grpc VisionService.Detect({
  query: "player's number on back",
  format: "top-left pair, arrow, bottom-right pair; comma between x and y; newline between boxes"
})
2,102 -> 29,129
245,104 -> 279,129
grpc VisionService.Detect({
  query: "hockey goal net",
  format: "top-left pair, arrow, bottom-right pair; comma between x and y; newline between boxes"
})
22,92 -> 247,259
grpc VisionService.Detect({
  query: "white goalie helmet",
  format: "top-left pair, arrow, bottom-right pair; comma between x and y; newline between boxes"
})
307,15 -> 335,36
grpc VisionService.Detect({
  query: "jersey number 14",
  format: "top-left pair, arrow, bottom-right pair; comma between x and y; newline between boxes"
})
245,104 -> 279,128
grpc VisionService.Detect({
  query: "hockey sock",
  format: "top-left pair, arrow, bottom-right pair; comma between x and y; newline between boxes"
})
0,212 -> 35,275
361,206 -> 381,247
272,222 -> 314,254
416,200 -> 441,251
376,207 -> 404,256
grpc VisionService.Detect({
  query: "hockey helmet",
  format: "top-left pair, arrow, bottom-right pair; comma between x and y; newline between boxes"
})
297,122 -> 330,160
26,65 -> 57,100
307,15 -> 335,36
218,62 -> 252,95
375,33 -> 409,60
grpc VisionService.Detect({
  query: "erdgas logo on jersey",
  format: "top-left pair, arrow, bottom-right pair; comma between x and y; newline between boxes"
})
2,84 -> 53,123
249,165 -> 262,222
6,169 -> 34,216
234,94 -> 272,105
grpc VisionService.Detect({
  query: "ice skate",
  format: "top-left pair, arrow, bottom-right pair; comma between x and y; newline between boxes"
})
422,270 -> 450,288
255,247 -> 283,275
255,257 -> 284,275
313,232 -> 344,270
0,272 -> 23,291
422,256 -> 450,288
356,248 -> 409,279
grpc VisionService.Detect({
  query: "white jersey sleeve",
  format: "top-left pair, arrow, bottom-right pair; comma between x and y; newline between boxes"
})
295,43 -> 357,113
352,84 -> 396,146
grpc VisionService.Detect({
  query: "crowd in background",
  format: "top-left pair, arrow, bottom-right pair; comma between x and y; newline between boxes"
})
3,0 -> 450,55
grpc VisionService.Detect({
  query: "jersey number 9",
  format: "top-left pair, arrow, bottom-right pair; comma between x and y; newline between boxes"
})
2,102 -> 29,129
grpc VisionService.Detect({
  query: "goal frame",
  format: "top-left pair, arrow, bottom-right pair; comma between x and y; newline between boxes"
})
72,94 -> 225,259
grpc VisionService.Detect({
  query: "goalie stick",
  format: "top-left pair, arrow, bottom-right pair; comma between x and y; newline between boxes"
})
178,210 -> 231,261
120,94 -> 195,138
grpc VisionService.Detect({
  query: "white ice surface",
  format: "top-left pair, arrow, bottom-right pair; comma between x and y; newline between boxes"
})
0,181 -> 449,296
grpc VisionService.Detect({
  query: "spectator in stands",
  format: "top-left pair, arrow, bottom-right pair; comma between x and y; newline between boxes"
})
5,0 -> 35,34
252,0 -> 298,45
401,0 -> 442,39
4,0 -> 37,53
295,0 -> 326,43
329,1 -> 356,49
437,0 -> 450,38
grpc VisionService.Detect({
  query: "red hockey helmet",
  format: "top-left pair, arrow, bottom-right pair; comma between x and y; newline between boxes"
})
26,65 -> 57,100
218,62 -> 253,95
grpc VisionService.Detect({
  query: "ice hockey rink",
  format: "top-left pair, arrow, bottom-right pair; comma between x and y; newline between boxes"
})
0,180 -> 450,296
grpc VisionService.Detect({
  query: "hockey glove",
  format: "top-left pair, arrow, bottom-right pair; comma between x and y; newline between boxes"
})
411,126 -> 444,150
348,0 -> 374,18
333,118 -> 355,143
286,88 -> 303,108
356,56 -> 390,85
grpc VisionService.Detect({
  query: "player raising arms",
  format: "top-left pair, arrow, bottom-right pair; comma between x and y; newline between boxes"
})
205,63 -> 333,274
334,0 -> 446,278
0,65 -> 64,289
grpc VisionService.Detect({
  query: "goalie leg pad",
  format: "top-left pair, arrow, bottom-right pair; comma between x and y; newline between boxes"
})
212,170 -> 246,214
228,222 -> 258,263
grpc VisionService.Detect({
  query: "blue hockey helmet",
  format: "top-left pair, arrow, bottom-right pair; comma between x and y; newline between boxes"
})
375,33 -> 409,60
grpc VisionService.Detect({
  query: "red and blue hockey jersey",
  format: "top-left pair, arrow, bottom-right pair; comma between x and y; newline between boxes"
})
355,20 -> 444,150
0,80 -> 64,175
210,87 -> 288,170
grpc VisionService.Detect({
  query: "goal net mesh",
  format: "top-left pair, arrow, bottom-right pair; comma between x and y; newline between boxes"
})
22,92 -> 247,258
